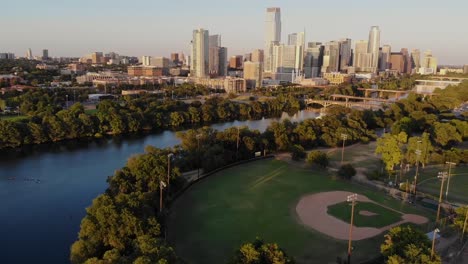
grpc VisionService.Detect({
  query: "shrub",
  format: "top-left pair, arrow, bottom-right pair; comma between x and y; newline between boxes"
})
290,144 -> 306,161
337,164 -> 356,180
306,151 -> 329,168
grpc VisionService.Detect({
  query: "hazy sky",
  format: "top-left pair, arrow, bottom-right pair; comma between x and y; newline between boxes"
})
1,0 -> 467,65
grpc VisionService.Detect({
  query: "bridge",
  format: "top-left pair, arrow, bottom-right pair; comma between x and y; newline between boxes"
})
357,88 -> 410,99
429,76 -> 468,82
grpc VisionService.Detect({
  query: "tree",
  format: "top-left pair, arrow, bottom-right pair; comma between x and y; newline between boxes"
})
337,164 -> 356,180
453,206 -> 468,233
431,122 -> 462,148
306,151 -> 329,168
290,144 -> 306,161
381,226 -> 440,264
375,132 -> 407,172
229,238 -> 295,264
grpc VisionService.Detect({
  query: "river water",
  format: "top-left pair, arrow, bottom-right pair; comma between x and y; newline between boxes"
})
0,110 -> 319,264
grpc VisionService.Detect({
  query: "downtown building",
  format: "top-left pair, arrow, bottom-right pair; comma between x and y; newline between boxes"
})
264,7 -> 281,73
208,34 -> 227,77
304,42 -> 324,78
353,26 -> 381,73
191,28 -> 209,78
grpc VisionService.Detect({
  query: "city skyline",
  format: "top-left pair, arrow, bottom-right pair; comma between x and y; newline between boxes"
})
1,0 -> 467,64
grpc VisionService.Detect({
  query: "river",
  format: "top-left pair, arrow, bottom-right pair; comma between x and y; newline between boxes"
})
0,110 -> 319,264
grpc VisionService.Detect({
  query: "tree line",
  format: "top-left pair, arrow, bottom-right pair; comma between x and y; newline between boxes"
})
0,89 -> 303,149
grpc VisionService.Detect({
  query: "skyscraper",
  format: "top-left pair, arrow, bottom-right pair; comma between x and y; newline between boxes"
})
321,41 -> 340,74
379,45 -> 391,71
244,61 -> 263,89
353,40 -> 372,72
26,48 -> 33,60
368,26 -> 381,73
252,49 -> 264,63
422,50 -> 438,74
265,7 -> 281,73
42,49 -> 49,60
208,34 -> 227,77
272,44 -> 297,82
338,38 -> 352,72
191,28 -> 209,78
411,49 -> 421,72
304,42 -> 324,78
141,56 -> 152,66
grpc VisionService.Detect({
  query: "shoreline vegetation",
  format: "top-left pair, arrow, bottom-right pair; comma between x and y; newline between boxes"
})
69,83 -> 467,263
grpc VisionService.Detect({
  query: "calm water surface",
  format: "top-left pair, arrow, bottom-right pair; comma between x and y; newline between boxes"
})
0,110 -> 318,264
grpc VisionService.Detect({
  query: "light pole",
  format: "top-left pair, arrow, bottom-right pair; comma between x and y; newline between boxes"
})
431,228 -> 440,260
462,207 -> 468,243
413,149 -> 422,199
196,134 -> 202,179
167,153 -> 174,194
236,127 -> 240,161
341,133 -> 348,165
436,172 -> 448,223
347,193 -> 358,264
66,94 -> 69,108
159,180 -> 167,213
445,161 -> 456,202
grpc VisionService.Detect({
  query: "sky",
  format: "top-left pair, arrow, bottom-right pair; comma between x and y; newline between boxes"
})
1,0 -> 467,65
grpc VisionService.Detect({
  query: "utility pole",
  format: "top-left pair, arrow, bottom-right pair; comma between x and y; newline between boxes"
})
167,153 -> 173,194
196,134 -> 202,179
413,149 -> 422,200
160,180 -> 167,213
236,127 -> 240,161
445,162 -> 456,202
436,172 -> 447,223
341,134 -> 348,165
347,193 -> 358,264
431,228 -> 440,260
462,207 -> 468,243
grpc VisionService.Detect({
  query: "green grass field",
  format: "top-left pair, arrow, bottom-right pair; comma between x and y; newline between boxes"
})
327,202 -> 402,228
168,159 -> 432,264
84,109 -> 98,115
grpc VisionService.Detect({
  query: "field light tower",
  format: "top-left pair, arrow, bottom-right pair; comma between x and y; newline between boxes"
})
160,180 -> 167,213
341,134 -> 348,165
413,149 -> 422,198
445,162 -> 456,201
431,228 -> 440,260
347,193 -> 358,264
436,172 -> 448,223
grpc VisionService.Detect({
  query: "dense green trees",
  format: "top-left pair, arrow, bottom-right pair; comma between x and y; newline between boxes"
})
381,226 -> 441,264
71,147 -> 179,264
306,151 -> 329,168
229,238 -> 294,264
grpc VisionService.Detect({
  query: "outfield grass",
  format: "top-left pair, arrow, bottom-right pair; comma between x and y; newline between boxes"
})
416,165 -> 468,203
168,159 -> 433,264
327,202 -> 402,228
84,109 -> 98,115
0,115 -> 28,121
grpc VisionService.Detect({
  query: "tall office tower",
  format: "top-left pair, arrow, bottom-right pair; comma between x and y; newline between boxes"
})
338,38 -> 352,72
209,35 -> 221,48
26,48 -> 33,60
411,49 -> 421,71
141,56 -> 152,66
400,48 -> 411,74
464,65 -> 468,74
288,33 -> 297,46
390,52 -> 405,73
290,32 -> 305,74
379,45 -> 391,71
171,53 -> 180,64
244,53 -> 252,62
265,7 -> 281,72
368,26 -> 381,73
353,40 -> 372,72
229,55 -> 243,69
422,50 -> 438,74
191,28 -> 209,78
252,49 -> 264,63
272,44 -> 297,82
244,61 -> 263,89
207,34 -> 227,77
42,49 -> 49,60
209,46 -> 228,77
321,41 -> 340,74
304,42 -> 324,78
91,52 -> 103,64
